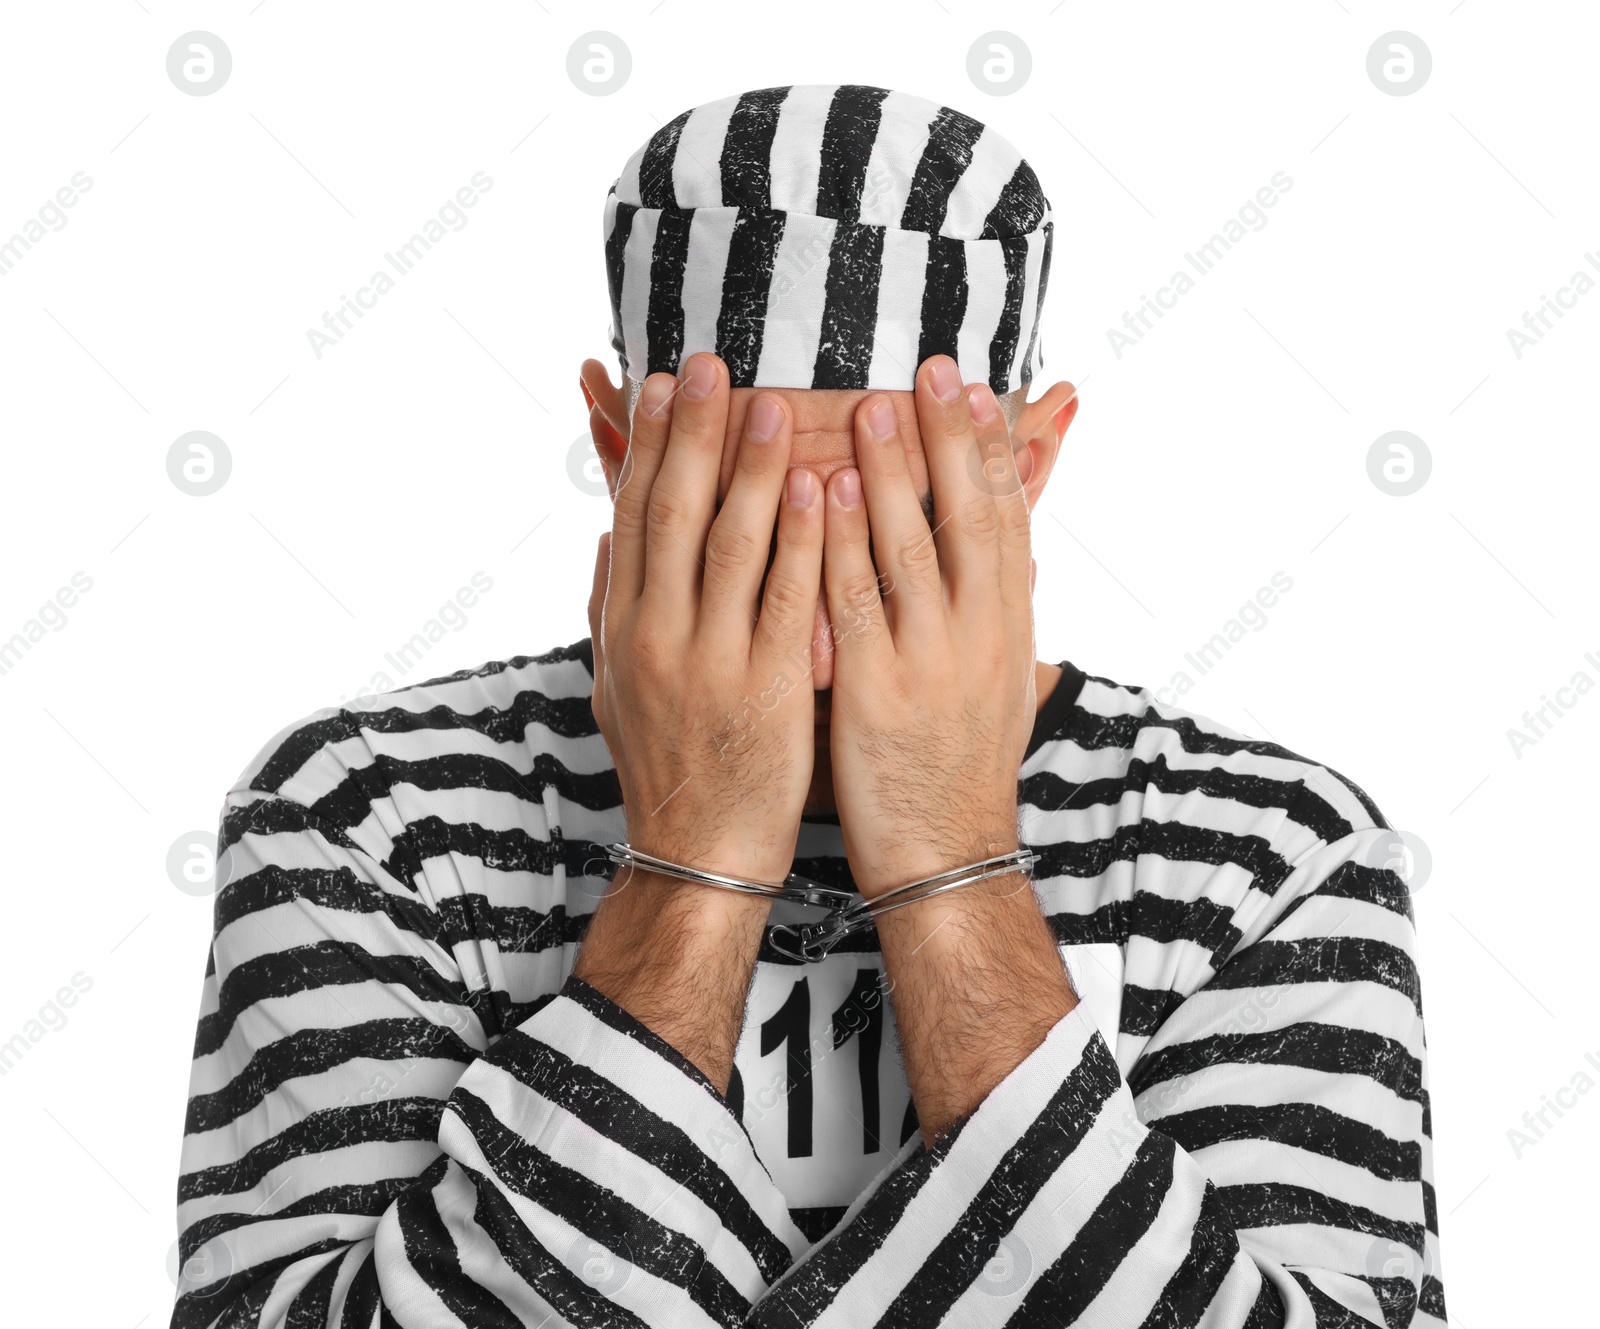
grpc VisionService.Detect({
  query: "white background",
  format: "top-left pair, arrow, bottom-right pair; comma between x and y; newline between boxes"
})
0,2 -> 1590,1323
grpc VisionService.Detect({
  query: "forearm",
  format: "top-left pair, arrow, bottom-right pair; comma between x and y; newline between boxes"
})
574,867 -> 771,1094
874,865 -> 1077,1145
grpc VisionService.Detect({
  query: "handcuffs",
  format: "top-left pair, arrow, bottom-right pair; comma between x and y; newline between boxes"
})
603,842 -> 1040,963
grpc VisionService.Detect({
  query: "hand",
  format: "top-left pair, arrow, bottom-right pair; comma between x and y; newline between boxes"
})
586,351 -> 824,888
821,355 -> 1037,897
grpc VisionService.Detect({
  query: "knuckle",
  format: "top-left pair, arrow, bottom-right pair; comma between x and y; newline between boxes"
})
961,494 -> 1002,537
760,565 -> 811,620
646,488 -> 693,541
839,571 -> 882,615
894,531 -> 940,577
703,521 -> 762,578
998,490 -> 1031,538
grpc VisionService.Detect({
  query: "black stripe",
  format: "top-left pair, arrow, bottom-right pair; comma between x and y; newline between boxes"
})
1242,1277 -> 1285,1329
719,86 -> 789,208
449,1159 -> 653,1328
178,1177 -> 416,1283
1134,1180 -> 1239,1329
195,943 -> 478,1060
876,1033 -> 1122,1325
1419,1274 -> 1447,1320
447,1088 -> 750,1324
980,159 -> 1047,238
180,1036 -> 460,1145
1015,1132 -> 1179,1323
815,85 -> 889,221
986,234 -> 1029,392
790,1204 -> 847,1244
645,206 -> 694,376
1156,1101 -> 1420,1183
1218,1180 -> 1425,1251
487,1024 -> 794,1283
637,109 -> 691,209
212,858 -> 441,942
811,219 -> 885,388
1207,935 -> 1422,1014
899,105 -> 986,235
717,207 -> 787,384
748,1129 -> 962,1321
1288,1268 -> 1393,1327
340,1249 -> 382,1329
605,198 -> 639,378
285,1250 -> 343,1329
390,1160 -> 525,1329
1120,982 -> 1189,1038
1131,1022 -> 1424,1105
248,656 -> 601,794
915,235 -> 967,369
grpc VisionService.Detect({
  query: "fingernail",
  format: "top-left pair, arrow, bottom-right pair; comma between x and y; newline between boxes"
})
834,468 -> 862,508
866,398 -> 896,439
640,375 -> 675,418
929,358 -> 962,402
681,355 -> 717,400
749,397 -> 783,442
788,467 -> 816,507
969,384 -> 998,424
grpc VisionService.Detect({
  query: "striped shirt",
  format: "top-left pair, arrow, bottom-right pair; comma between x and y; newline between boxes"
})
170,638 -> 1447,1327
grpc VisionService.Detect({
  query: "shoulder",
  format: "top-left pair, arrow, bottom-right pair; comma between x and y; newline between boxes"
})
1028,663 -> 1397,879
222,638 -> 602,824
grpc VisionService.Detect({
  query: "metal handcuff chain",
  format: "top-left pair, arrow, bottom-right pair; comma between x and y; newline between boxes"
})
604,843 -> 1039,963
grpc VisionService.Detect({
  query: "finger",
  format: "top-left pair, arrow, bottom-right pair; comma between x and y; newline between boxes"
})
608,371 -> 678,604
822,468 -> 895,672
751,467 -> 825,679
968,388 -> 1034,620
915,356 -> 1005,595
700,393 -> 795,642
642,352 -> 731,611
587,530 -> 610,714
851,394 -> 944,638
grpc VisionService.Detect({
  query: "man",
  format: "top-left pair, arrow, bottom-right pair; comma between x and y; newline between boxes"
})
170,85 -> 1446,1327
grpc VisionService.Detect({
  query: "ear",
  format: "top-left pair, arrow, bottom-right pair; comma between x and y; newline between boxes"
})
1012,379 -> 1078,512
579,358 -> 631,499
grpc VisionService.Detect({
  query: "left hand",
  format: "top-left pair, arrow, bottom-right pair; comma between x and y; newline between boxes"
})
822,355 -> 1038,897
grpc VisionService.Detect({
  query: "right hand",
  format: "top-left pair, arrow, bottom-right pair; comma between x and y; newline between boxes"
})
586,351 -> 825,888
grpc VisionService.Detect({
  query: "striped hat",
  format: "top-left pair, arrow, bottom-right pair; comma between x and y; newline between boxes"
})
604,84 -> 1053,394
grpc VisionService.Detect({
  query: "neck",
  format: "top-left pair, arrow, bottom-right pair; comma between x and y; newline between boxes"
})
802,659 -> 1064,816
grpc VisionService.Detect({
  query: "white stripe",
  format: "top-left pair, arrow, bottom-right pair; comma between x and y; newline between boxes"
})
766,84 -> 838,215
856,89 -> 938,229
444,1059 -> 768,1296
526,994 -> 804,1247
1007,226 -> 1047,387
620,207 -> 660,381
755,212 -> 836,386
943,124 -> 1023,239
865,226 -> 928,388
955,239 -> 1007,384
680,207 -> 739,363
673,95 -> 739,209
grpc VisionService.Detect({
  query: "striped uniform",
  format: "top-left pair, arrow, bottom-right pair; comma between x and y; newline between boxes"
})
604,84 -> 1054,394
170,640 -> 1447,1327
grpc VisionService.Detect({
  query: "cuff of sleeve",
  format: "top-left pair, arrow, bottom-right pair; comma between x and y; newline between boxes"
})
441,975 -> 806,1296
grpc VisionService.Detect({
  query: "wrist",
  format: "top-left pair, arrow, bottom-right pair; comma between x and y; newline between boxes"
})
852,825 -> 1021,900
575,868 -> 770,1093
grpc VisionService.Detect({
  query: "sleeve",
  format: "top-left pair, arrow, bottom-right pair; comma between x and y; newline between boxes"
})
170,789 -> 808,1329
742,825 -> 1446,1329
